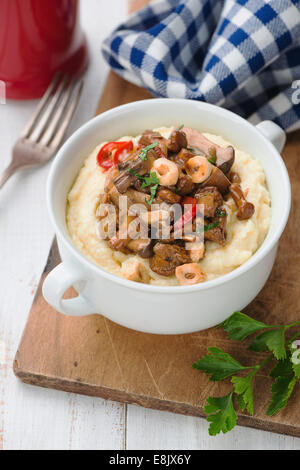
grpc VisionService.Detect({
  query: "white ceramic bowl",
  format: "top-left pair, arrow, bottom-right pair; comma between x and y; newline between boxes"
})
42,99 -> 291,334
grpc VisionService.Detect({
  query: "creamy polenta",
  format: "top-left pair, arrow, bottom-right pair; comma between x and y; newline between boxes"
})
66,128 -> 271,286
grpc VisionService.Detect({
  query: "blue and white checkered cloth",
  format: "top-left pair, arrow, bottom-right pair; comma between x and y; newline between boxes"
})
102,0 -> 300,132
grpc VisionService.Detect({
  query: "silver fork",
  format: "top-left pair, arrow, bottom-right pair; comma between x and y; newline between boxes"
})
0,73 -> 84,190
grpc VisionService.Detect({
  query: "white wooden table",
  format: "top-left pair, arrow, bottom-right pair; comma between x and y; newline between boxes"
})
0,0 -> 299,450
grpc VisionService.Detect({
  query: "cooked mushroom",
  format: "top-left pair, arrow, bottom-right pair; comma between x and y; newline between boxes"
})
109,186 -> 151,210
149,243 -> 190,276
126,188 -> 152,208
204,212 -> 227,246
104,166 -> 119,193
108,235 -> 130,253
139,130 -> 165,146
183,127 -> 235,173
113,171 -> 136,194
175,263 -> 207,285
195,186 -> 223,218
156,187 -> 182,204
229,171 -> 241,184
176,174 -> 196,196
139,130 -> 168,158
108,214 -> 136,252
127,239 -> 153,258
200,166 -> 231,194
133,178 -> 151,194
108,185 -> 122,208
141,208 -> 170,224
167,130 -> 188,153
113,152 -> 155,194
229,183 -> 255,220
170,148 -> 194,170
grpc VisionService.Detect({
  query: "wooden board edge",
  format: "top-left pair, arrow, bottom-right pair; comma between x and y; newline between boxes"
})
13,362 -> 300,439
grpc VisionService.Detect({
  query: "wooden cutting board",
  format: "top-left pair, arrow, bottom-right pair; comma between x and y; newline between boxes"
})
14,1 -> 300,438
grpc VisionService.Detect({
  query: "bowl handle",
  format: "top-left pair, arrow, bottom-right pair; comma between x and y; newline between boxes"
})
256,121 -> 286,153
42,263 -> 95,317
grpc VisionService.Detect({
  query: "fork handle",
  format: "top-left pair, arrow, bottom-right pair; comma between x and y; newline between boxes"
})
0,162 -> 19,190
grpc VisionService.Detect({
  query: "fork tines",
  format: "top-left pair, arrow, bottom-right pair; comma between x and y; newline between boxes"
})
21,73 -> 84,151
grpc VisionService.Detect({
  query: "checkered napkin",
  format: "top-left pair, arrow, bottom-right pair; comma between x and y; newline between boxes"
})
102,0 -> 300,132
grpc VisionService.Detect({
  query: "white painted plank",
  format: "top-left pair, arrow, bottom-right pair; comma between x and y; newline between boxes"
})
0,0 -> 127,451
127,406 -> 300,450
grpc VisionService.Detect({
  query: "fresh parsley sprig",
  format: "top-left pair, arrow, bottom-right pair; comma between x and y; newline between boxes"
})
193,312 -> 300,436
138,142 -> 159,161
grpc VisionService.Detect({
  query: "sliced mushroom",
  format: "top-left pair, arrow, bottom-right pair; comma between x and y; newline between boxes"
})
149,243 -> 190,276
108,215 -> 136,253
167,130 -> 188,153
200,166 -> 231,195
104,166 -> 119,193
126,188 -> 152,209
108,185 -> 122,208
183,127 -> 235,173
113,151 -> 156,194
127,238 -> 153,258
229,183 -> 255,220
195,186 -> 223,218
113,171 -> 136,194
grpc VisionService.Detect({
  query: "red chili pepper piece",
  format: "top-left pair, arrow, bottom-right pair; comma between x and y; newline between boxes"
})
97,141 -> 133,171
174,196 -> 197,232
113,141 -> 133,165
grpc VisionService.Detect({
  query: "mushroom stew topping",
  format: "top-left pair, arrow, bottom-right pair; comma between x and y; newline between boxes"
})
95,127 -> 256,285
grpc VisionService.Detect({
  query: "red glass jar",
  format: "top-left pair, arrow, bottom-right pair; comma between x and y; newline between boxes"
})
0,0 -> 88,100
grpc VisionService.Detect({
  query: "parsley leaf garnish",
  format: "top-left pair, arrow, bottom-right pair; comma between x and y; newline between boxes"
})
232,373 -> 254,415
193,312 -> 300,436
138,142 -> 159,161
221,312 -> 270,341
128,170 -> 160,205
193,347 -> 247,381
267,376 -> 297,416
204,392 -> 237,436
176,124 -> 184,131
249,329 -> 287,360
